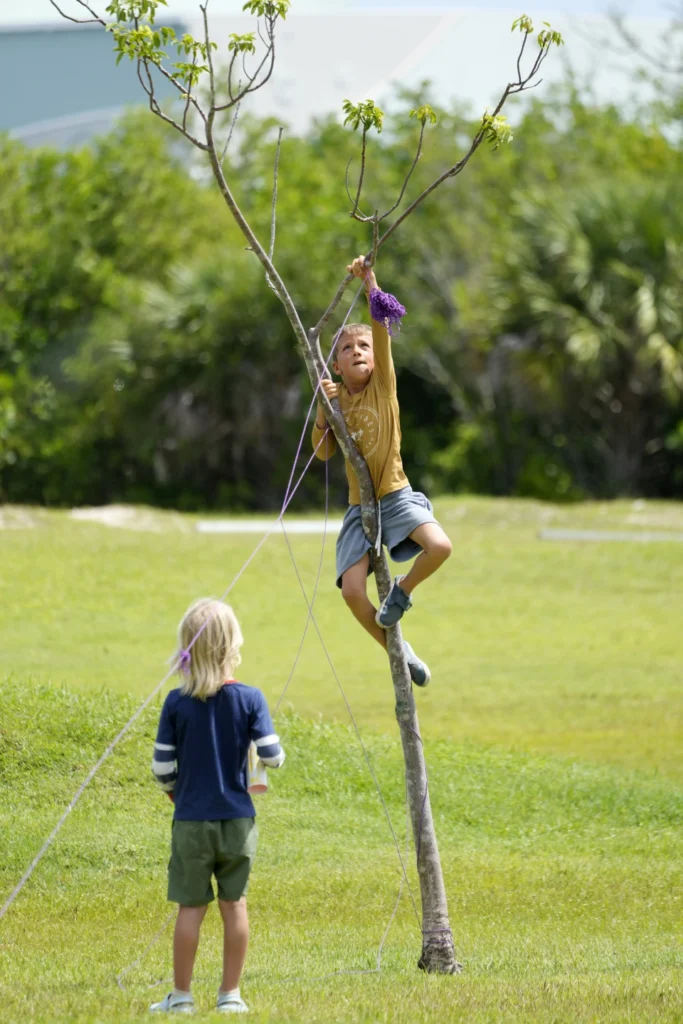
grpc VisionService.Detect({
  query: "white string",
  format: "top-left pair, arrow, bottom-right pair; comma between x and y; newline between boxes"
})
117,456 -> 416,993
0,281 -> 370,926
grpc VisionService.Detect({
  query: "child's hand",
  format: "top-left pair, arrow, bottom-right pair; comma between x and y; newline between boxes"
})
347,255 -> 377,292
321,378 -> 340,402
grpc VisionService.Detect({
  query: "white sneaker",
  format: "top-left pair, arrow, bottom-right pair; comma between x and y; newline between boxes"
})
149,991 -> 195,1014
217,992 -> 249,1014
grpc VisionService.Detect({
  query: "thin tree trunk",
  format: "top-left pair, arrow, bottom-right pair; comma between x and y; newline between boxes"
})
205,120 -> 461,974
372,546 -> 461,973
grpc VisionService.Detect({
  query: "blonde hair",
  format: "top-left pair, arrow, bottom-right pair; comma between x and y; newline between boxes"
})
176,598 -> 244,700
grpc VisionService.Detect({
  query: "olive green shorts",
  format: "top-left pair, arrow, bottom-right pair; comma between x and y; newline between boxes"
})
167,818 -> 258,907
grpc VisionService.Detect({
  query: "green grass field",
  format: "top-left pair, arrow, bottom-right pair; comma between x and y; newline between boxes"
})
1,498 -> 682,1022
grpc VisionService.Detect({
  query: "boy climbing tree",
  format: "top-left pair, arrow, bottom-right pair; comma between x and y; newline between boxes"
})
312,257 -> 452,686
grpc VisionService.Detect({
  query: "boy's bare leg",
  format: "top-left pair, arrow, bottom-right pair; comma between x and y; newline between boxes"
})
399,524 -> 452,596
341,555 -> 387,648
219,897 -> 249,992
173,905 -> 207,991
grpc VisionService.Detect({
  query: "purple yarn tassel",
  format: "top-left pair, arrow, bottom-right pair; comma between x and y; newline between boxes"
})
178,649 -> 191,675
369,287 -> 407,336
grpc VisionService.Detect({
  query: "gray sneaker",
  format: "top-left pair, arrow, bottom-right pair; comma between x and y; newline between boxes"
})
403,641 -> 431,687
376,576 -> 412,629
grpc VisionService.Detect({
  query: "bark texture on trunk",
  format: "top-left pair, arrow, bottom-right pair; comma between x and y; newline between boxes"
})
371,547 -> 462,974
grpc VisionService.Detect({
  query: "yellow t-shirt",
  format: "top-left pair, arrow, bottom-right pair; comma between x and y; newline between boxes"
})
311,317 -> 408,506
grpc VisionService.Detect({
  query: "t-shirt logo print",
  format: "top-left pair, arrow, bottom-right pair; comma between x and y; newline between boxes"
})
345,406 -> 380,459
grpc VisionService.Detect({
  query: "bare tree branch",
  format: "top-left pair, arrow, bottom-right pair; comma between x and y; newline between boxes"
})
225,52 -> 239,105
379,119 -> 426,222
378,127 -> 484,251
242,51 -> 254,86
48,0 -> 105,24
319,29 -> 548,330
183,58 -> 197,132
312,273 -> 355,338
345,159 -> 372,221
269,127 -> 284,261
153,61 -> 208,127
371,213 -> 380,267
201,0 -> 217,112
215,14 -> 278,112
516,27 -> 529,83
137,58 -> 210,151
350,127 -> 369,219
220,97 -> 242,163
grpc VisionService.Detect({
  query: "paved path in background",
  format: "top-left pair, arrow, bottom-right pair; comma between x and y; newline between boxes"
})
540,528 -> 683,543
197,519 -> 343,535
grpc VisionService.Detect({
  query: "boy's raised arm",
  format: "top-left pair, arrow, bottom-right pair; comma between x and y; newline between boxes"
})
348,258 -> 395,395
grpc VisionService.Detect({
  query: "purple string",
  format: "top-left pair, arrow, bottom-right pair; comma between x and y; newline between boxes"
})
279,521 -> 423,929
274,435 -> 330,715
282,281 -> 366,511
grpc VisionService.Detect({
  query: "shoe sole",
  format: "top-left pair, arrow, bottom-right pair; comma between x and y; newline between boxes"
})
375,606 -> 404,629
411,662 -> 431,687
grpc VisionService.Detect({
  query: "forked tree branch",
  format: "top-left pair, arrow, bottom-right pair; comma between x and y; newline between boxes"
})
345,158 -> 372,221
350,127 -> 369,220
49,0 -> 105,24
153,61 -> 208,127
379,119 -> 426,223
371,214 -> 380,266
201,1 -> 217,110
220,97 -> 242,163
316,29 -> 555,332
215,15 -> 278,112
136,57 -> 210,151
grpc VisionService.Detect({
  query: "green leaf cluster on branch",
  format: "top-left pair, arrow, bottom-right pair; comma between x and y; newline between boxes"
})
338,14 -> 562,233
242,0 -> 290,17
482,113 -> 514,149
342,99 -> 385,134
410,105 -> 438,126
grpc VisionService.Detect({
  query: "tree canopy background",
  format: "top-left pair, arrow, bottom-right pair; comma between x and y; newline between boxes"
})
1,83 -> 681,509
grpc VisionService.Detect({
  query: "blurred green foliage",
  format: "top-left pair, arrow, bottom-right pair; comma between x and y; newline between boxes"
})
0,85 -> 681,509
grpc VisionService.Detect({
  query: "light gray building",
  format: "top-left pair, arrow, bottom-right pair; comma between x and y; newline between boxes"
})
0,21 -> 185,148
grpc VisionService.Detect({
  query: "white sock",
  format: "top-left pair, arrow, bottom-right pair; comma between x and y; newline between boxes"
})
173,989 -> 192,999
219,987 -> 240,999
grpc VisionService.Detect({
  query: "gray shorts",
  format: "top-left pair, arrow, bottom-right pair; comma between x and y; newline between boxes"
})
336,485 -> 438,588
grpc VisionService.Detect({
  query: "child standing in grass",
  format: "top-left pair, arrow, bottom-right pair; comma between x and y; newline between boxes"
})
150,598 -> 284,1016
312,256 -> 452,686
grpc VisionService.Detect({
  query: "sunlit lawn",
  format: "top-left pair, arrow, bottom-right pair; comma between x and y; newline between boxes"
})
1,497 -> 682,1022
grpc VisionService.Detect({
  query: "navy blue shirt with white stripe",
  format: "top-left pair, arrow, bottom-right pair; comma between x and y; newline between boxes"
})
152,682 -> 283,821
